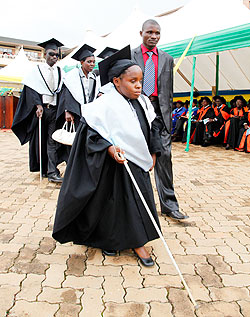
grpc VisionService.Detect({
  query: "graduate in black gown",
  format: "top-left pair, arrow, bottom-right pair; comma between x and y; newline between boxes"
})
224,96 -> 246,150
52,46 -> 163,266
212,96 -> 230,144
11,38 -> 66,182
235,102 -> 250,153
57,44 -> 99,131
192,97 -> 215,146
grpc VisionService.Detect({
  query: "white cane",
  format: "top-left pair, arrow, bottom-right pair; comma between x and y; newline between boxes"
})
39,117 -> 42,182
119,152 -> 198,308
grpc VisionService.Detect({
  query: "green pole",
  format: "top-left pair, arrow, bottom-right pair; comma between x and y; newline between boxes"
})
215,52 -> 219,95
185,56 -> 196,152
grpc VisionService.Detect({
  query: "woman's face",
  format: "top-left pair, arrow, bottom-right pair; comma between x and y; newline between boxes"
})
113,65 -> 143,99
201,99 -> 209,107
81,56 -> 95,74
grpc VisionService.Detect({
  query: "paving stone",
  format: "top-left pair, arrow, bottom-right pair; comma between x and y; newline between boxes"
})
80,288 -> 104,317
0,272 -> 25,286
38,286 -> 81,304
63,275 -> 103,289
55,303 -> 82,317
150,302 -> 173,317
126,287 -> 167,303
38,236 -> 56,254
231,263 -> 250,274
221,274 -> 250,287
195,263 -> 223,287
103,302 -> 149,317
143,274 -> 182,288
104,253 -> 138,266
86,248 -> 103,265
0,285 -> 19,317
8,300 -> 59,317
168,288 -> 194,317
121,265 -> 143,288
66,253 -> 86,276
103,276 -> 125,303
209,286 -> 250,302
207,255 -> 233,275
0,251 -> 17,273
16,273 -> 44,301
84,264 -> 121,276
42,263 -> 66,288
238,300 -> 250,317
196,301 -> 242,317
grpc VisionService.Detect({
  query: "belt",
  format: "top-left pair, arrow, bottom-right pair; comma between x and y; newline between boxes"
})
148,96 -> 158,102
43,104 -> 56,109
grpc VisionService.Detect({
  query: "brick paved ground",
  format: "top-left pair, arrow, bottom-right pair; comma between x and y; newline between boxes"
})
0,130 -> 250,317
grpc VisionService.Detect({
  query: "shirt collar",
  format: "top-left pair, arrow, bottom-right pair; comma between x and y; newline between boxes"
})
141,44 -> 158,56
79,68 -> 95,79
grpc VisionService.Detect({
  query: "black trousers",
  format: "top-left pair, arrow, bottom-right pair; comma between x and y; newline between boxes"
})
42,106 -> 60,176
151,99 -> 179,214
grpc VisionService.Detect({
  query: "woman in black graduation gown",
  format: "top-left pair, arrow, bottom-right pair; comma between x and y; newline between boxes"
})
52,46 -> 163,266
224,96 -> 246,150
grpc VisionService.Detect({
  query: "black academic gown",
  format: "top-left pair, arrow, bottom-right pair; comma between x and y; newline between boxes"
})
53,99 -> 162,251
193,106 -> 215,145
12,86 -> 66,174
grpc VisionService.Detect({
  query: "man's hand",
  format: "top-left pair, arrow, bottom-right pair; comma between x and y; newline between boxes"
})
149,153 -> 156,171
108,146 -> 126,164
65,111 -> 74,123
36,105 -> 43,118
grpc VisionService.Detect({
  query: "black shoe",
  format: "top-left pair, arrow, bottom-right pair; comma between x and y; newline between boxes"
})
201,141 -> 210,147
225,144 -> 230,150
102,250 -> 117,256
42,173 -> 48,178
133,250 -> 154,267
48,174 -> 63,183
163,210 -> 189,220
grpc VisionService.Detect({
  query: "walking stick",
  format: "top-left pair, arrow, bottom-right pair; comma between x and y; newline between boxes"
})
119,152 -> 198,308
39,117 -> 42,182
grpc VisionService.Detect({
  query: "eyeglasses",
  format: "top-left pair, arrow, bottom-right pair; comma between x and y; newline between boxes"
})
48,52 -> 59,57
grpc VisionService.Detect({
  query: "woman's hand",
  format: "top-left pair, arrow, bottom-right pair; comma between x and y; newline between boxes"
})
149,153 -> 156,171
108,146 -> 126,164
65,111 -> 74,123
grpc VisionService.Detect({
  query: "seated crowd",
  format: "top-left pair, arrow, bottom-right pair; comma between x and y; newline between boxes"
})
171,95 -> 250,153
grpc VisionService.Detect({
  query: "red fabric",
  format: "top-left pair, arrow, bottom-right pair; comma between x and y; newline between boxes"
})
230,108 -> 244,117
224,120 -> 231,143
141,44 -> 158,96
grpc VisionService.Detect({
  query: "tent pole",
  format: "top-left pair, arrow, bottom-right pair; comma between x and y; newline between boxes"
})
215,52 -> 219,95
185,56 -> 196,152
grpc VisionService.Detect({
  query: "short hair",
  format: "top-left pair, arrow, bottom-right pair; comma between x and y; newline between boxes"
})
200,96 -> 211,104
142,19 -> 160,31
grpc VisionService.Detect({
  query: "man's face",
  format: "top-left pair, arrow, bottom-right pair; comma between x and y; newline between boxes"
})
45,49 -> 59,66
140,23 -> 161,50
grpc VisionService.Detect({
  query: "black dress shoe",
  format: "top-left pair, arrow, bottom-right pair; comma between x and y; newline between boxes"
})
133,250 -> 154,267
48,174 -> 63,183
42,173 -> 48,178
102,250 -> 117,256
163,210 -> 189,220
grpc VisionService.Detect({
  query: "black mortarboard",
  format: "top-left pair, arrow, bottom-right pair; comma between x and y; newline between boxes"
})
71,44 -> 96,61
97,47 -> 118,59
38,38 -> 64,51
99,45 -> 136,86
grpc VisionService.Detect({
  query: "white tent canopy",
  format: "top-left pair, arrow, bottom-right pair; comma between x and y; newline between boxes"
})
159,0 -> 250,45
158,0 -> 250,93
58,29 -> 106,69
0,48 -> 33,81
101,6 -> 152,50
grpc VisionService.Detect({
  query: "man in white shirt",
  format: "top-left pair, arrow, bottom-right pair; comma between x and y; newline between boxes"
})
12,38 -> 65,183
